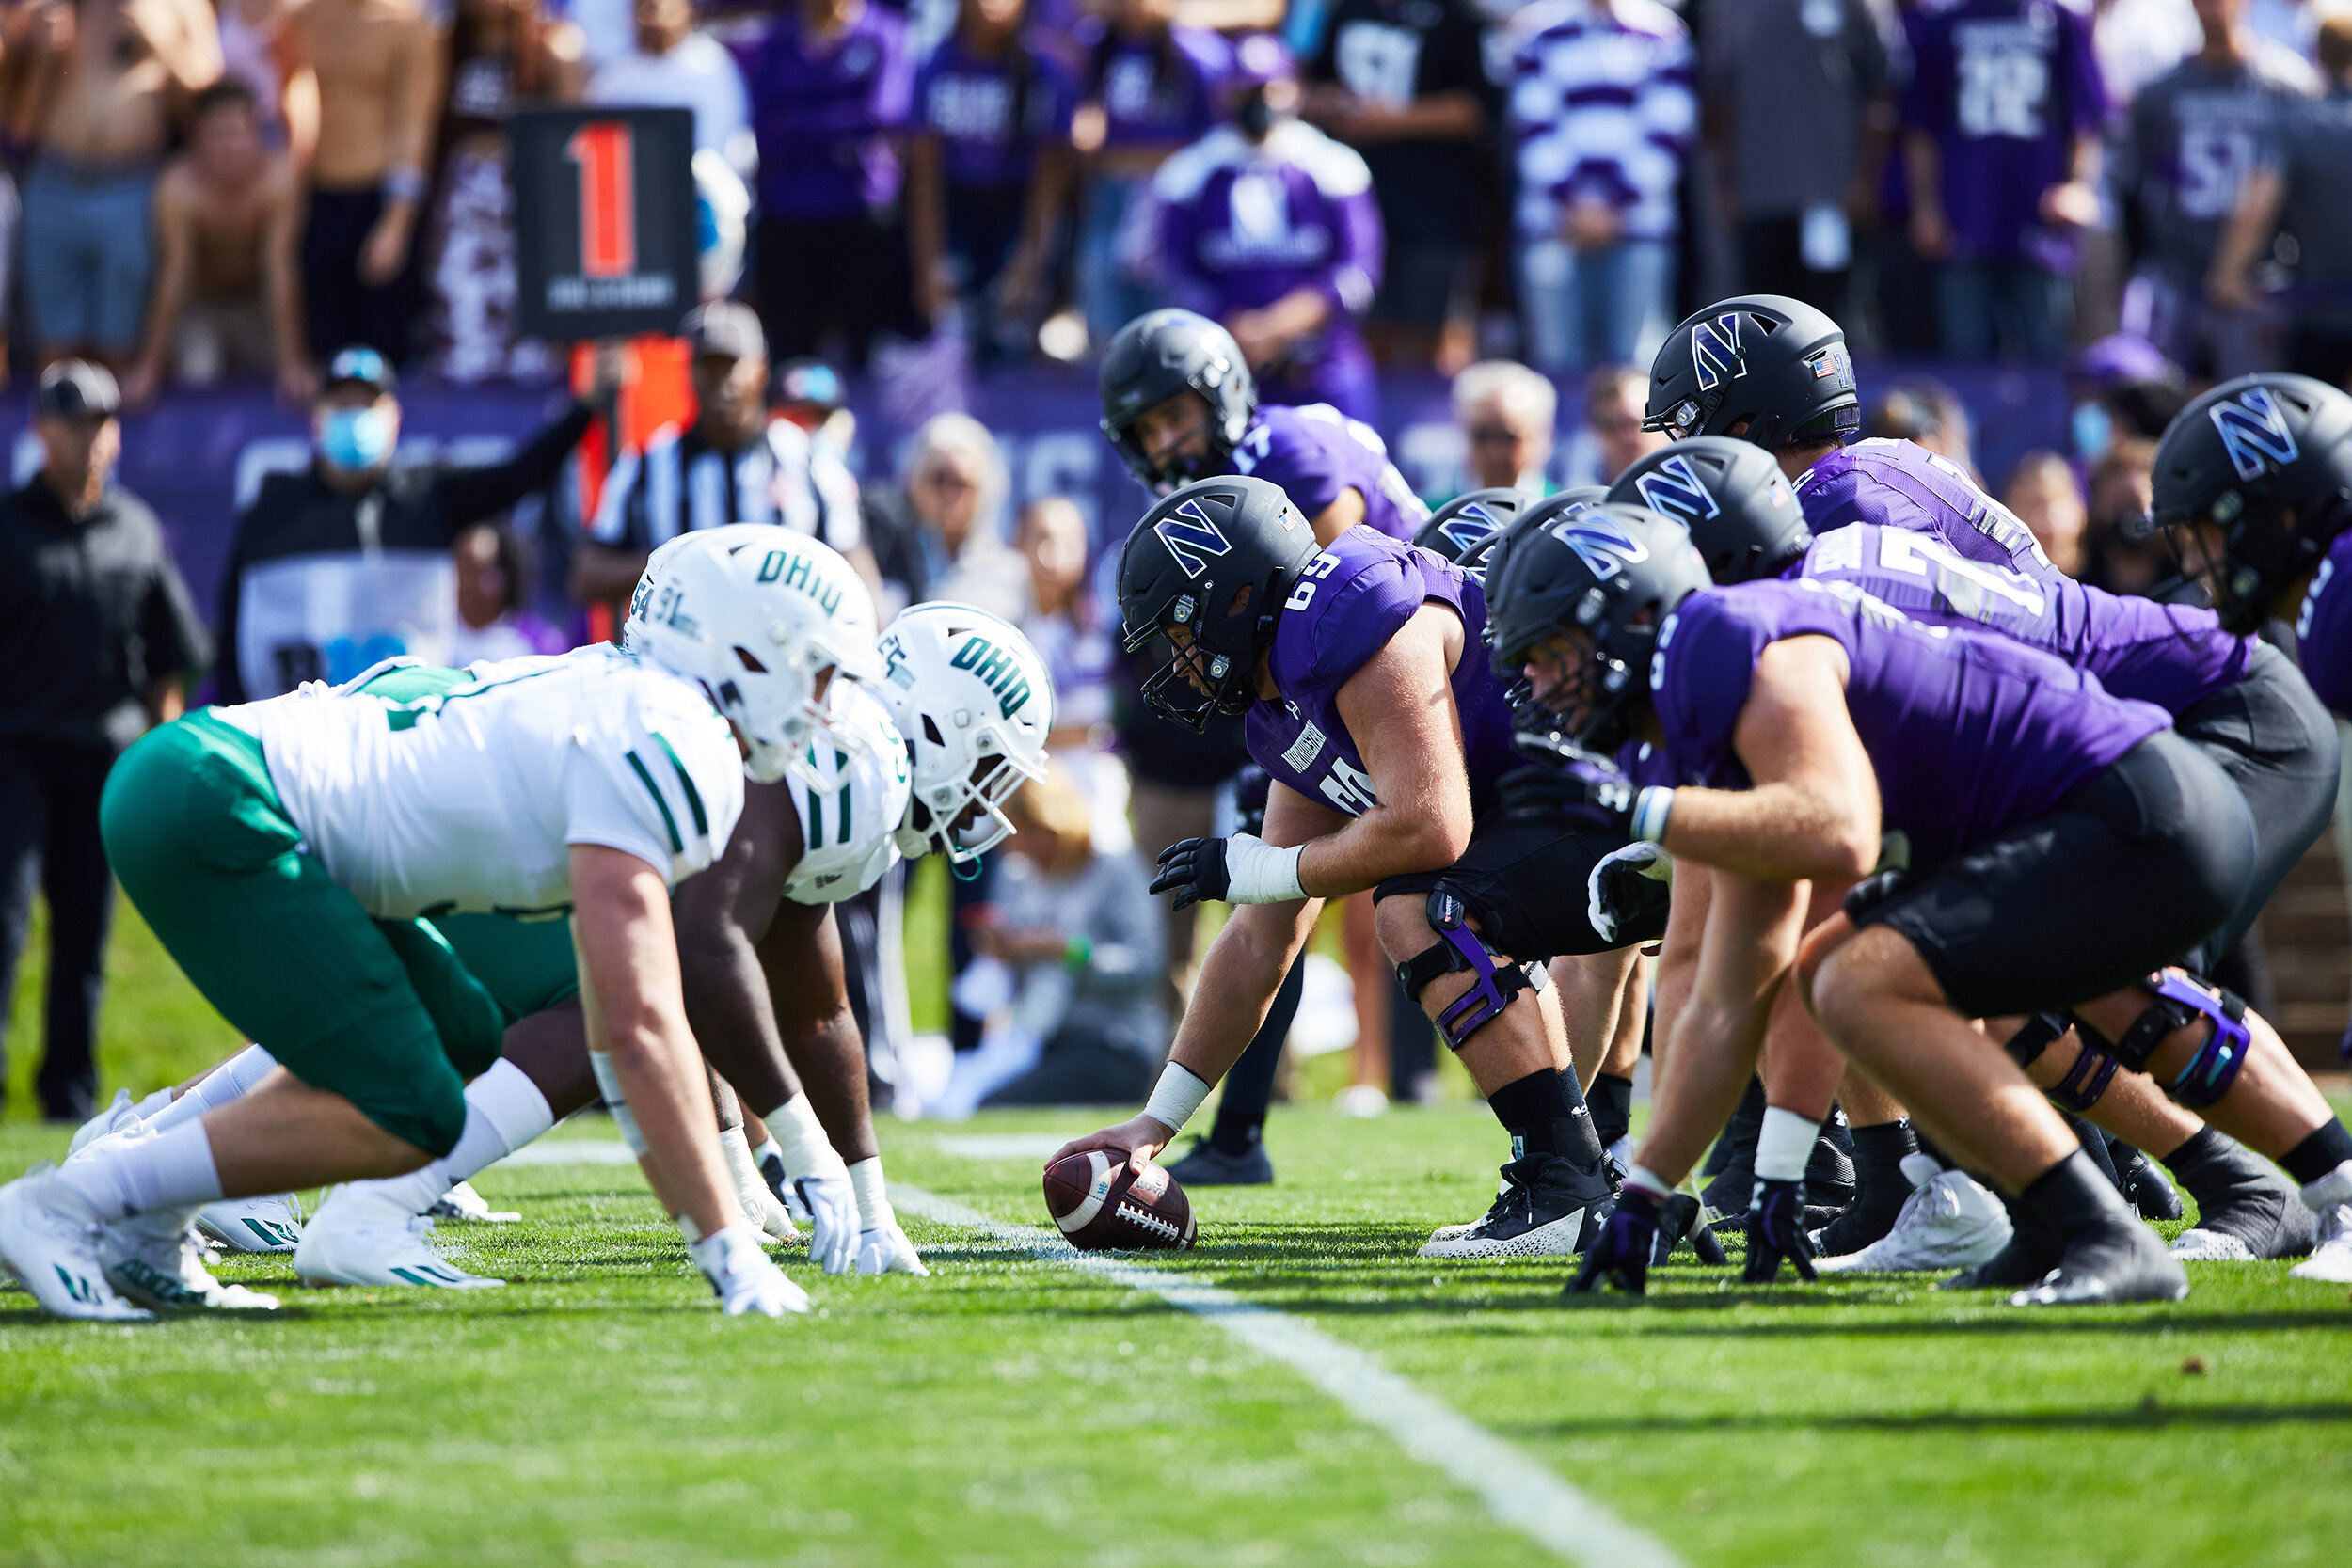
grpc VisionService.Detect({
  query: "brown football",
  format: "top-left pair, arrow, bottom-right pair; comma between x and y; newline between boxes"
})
1042,1150 -> 1197,1251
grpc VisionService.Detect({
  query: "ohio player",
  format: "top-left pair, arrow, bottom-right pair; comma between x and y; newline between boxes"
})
1050,476 -> 1664,1260
1487,506 -> 2352,1303
0,530 -> 858,1320
1612,436 -> 2328,1274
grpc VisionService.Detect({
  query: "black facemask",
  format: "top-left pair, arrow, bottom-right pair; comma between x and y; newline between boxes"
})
1235,89 -> 1277,140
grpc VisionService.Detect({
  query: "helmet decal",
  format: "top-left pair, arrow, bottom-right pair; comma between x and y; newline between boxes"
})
1549,511 -> 1651,582
1155,498 -> 1234,578
1632,455 -> 1723,526
947,633 -> 1037,720
1689,312 -> 1745,391
2210,386 -> 2301,482
1437,503 -> 1500,553
754,546 -> 848,616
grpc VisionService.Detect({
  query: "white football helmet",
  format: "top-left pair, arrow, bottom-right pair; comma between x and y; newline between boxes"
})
875,603 -> 1053,865
625,525 -> 882,787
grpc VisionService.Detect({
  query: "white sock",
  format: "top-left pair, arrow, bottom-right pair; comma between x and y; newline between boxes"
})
848,1156 -> 892,1229
57,1122 -> 224,1220
2299,1160 -> 2352,1213
149,1045 -> 278,1132
761,1093 -> 850,1183
346,1060 -> 557,1216
1755,1107 -> 1822,1184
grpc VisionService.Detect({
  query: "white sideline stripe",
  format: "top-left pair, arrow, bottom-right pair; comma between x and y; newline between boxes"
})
891,1184 -> 1681,1568
933,1133 -> 1069,1161
493,1142 -> 640,1167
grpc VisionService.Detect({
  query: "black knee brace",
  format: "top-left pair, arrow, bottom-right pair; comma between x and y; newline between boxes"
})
1396,889 -> 1539,1050
2097,968 -> 2252,1111
2005,1012 -> 2122,1113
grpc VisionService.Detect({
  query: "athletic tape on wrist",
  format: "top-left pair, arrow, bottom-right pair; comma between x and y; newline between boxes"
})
1755,1107 -> 1822,1184
1231,835 -> 1306,902
848,1156 -> 891,1227
763,1093 -> 850,1182
1144,1062 -> 1212,1134
587,1052 -> 648,1157
1631,787 -> 1675,846
1623,1164 -> 1675,1203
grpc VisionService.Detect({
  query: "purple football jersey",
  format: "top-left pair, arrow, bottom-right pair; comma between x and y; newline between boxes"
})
1225,404 -> 1429,543
741,7 -> 915,220
915,37 -> 1079,189
1089,24 -> 1232,148
1900,0 -> 2106,268
1645,577 -> 2171,868
1796,438 -> 2060,578
1794,522 -> 2252,713
1245,529 -> 1519,817
2293,529 -> 2352,717
1136,121 -> 1386,419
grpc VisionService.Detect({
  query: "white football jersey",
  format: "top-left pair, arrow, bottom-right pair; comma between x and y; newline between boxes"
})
783,683 -> 911,905
215,646 -> 745,920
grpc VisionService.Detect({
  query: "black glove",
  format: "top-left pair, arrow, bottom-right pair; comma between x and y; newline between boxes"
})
1151,837 -> 1231,911
1498,760 -> 1637,837
1234,765 -> 1272,838
1740,1178 -> 1819,1284
1565,1186 -> 1662,1296
1650,1192 -> 1729,1267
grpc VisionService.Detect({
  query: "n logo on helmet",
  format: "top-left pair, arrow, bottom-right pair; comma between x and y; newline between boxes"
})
1690,313 -> 1745,391
1155,499 -> 1233,579
2210,387 -> 2300,482
1632,455 -> 1722,524
1549,513 -> 1650,582
1438,503 -> 1500,553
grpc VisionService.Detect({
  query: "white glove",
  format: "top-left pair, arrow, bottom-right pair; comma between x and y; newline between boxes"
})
720,1125 -> 799,1243
856,1216 -> 931,1276
1586,841 -> 1674,944
792,1173 -> 860,1275
688,1225 -> 810,1318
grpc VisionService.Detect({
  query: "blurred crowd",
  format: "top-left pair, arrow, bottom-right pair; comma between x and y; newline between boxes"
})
11,0 -> 2352,1120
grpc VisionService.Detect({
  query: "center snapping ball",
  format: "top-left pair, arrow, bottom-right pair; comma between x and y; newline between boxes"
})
1042,1150 -> 1197,1251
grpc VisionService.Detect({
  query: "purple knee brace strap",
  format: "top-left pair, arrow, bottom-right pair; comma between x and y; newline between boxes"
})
1395,890 -> 1531,1050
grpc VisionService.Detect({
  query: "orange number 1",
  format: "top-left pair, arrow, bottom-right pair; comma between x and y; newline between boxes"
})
565,122 -> 635,278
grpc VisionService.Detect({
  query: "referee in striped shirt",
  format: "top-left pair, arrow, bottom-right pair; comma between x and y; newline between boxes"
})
570,303 -> 878,605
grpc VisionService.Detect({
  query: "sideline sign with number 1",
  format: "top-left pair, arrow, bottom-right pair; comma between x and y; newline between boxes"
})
512,106 -> 698,340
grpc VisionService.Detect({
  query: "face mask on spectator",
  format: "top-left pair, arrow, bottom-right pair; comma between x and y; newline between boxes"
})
317,405 -> 398,472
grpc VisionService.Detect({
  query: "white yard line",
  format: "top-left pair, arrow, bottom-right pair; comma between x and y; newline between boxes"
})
892,1184 -> 1682,1568
494,1141 -> 639,1167
930,1133 -> 1070,1162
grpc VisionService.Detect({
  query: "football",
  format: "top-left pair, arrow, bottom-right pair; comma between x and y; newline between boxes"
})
1041,1150 -> 1197,1251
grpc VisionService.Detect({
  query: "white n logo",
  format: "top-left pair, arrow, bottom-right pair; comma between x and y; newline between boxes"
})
1632,455 -> 1722,526
1549,513 -> 1650,582
1155,499 -> 1233,578
1689,313 -> 1745,391
2210,387 -> 2300,482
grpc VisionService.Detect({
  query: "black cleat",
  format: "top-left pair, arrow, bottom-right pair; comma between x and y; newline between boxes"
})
2118,1148 -> 2185,1221
1808,1176 -> 1911,1259
1942,1196 -> 2063,1291
1421,1154 -> 1613,1259
2010,1216 -> 2190,1306
1165,1137 -> 1274,1187
2167,1130 -> 2317,1260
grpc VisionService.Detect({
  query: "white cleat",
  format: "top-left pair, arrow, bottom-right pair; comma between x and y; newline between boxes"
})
2287,1203 -> 2352,1283
67,1088 -> 140,1158
855,1216 -> 930,1276
2170,1228 -> 2260,1261
1334,1084 -> 1389,1118
294,1187 -> 505,1289
103,1210 -> 278,1311
692,1226 -> 810,1316
197,1192 -> 306,1253
0,1172 -> 152,1321
1426,1176 -> 1510,1247
1814,1154 -> 2012,1273
426,1180 -> 519,1224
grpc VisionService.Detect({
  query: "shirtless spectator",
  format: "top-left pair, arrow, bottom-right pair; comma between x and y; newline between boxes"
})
123,81 -> 310,405
280,0 -> 438,365
8,0 -> 223,369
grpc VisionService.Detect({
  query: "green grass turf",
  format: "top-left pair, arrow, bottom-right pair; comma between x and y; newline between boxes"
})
3,1101 -> 2350,1568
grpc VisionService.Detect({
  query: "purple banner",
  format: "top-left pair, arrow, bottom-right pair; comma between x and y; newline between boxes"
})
0,361 -> 2071,634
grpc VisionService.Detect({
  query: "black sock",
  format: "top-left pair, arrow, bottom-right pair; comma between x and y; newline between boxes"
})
2021,1147 -> 2138,1239
1851,1118 -> 1919,1195
1206,957 -> 1303,1154
2059,1110 -> 2122,1191
1488,1069 -> 1604,1164
2159,1125 -> 2261,1205
1585,1072 -> 1634,1150
1702,1076 -> 1768,1179
2280,1119 -> 2352,1187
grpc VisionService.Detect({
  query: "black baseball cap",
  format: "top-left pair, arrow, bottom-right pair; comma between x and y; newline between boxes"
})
37,360 -> 120,420
323,345 -> 398,396
681,301 -> 767,362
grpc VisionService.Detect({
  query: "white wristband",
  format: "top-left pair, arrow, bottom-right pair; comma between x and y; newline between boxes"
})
1143,1062 -> 1213,1135
1631,786 -> 1676,846
1623,1164 -> 1675,1203
762,1093 -> 850,1183
1225,834 -> 1307,903
1756,1107 -> 1822,1184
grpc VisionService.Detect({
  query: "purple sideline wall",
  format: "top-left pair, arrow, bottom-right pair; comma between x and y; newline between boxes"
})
0,362 -> 2069,629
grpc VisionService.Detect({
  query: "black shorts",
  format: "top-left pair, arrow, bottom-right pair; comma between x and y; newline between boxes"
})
1372,813 -> 1659,960
1850,731 -> 2257,1020
2173,640 -> 2341,964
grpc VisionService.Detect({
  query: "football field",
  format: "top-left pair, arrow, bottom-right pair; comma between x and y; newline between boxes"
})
5,1097 -> 2351,1568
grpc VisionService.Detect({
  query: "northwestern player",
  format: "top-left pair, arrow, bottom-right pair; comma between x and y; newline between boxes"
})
1122,34 -> 1385,420
1099,308 -> 1426,543
1492,507 -> 2352,1303
0,531 -> 857,1320
1613,436 -> 2329,1272
1050,476 -> 1661,1260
